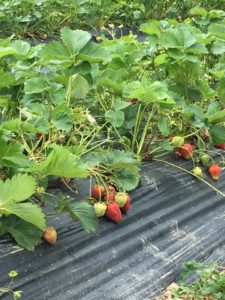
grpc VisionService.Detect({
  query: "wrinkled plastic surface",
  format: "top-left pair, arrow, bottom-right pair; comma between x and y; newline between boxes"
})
1,157 -> 225,300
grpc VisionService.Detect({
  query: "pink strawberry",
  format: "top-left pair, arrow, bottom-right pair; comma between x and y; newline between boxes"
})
106,202 -> 123,223
104,193 -> 115,202
107,185 -> 116,194
177,143 -> 193,159
208,164 -> 221,180
91,185 -> 105,199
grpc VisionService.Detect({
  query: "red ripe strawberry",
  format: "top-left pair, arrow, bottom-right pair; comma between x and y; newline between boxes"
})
208,164 -> 221,180
91,185 -> 105,199
177,143 -> 193,159
104,193 -> 115,202
215,144 -> 225,149
122,195 -> 131,213
107,185 -> 116,194
106,202 -> 123,223
43,227 -> 57,245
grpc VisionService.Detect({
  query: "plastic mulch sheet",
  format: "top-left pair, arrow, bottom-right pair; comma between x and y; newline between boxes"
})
1,157 -> 225,300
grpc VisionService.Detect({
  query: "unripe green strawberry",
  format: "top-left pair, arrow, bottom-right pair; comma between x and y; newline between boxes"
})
94,202 -> 107,217
115,192 -> 128,208
171,136 -> 184,147
192,166 -> 203,178
200,154 -> 210,167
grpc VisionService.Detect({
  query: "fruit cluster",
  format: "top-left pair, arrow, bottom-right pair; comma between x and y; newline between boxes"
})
91,185 -> 131,223
171,136 -> 222,181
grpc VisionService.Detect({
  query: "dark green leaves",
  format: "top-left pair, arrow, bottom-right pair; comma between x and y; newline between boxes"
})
209,124 -> 225,144
0,174 -> 46,231
56,195 -> 98,233
1,216 -> 42,251
69,202 -> 98,233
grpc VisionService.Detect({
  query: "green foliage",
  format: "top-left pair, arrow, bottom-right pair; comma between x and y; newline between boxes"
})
0,269 -> 22,299
56,194 -> 98,233
1,215 -> 42,251
172,261 -> 225,299
0,174 -> 46,230
29,146 -> 89,178
1,8 -> 225,251
1,0 -> 225,38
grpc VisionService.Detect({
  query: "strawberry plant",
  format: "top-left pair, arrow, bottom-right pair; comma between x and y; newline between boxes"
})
172,261 -> 225,299
0,270 -> 22,299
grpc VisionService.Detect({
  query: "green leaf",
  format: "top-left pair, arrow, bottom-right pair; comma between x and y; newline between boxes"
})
61,27 -> 91,55
123,80 -> 174,105
78,42 -> 110,63
3,156 -> 35,168
140,22 -> 161,36
10,40 -> 31,56
159,140 -> 174,151
4,216 -> 42,251
0,174 -> 45,230
159,26 -> 197,49
207,110 -> 225,124
0,71 -> 15,88
112,168 -> 140,191
97,78 -> 122,93
31,146 -> 89,178
69,202 -> 98,233
113,99 -> 130,111
51,104 -> 73,132
40,41 -> 70,59
24,78 -> 49,94
211,40 -> 225,55
155,54 -> 168,65
0,47 -> 17,58
0,174 -> 36,204
208,23 -> 225,39
207,101 -> 221,116
190,7 -> 208,17
105,110 -> 124,127
79,152 -> 107,168
69,74 -> 90,99
209,124 -> 225,144
5,203 -> 45,230
158,117 -> 170,137
107,150 -> 138,166
218,78 -> 225,102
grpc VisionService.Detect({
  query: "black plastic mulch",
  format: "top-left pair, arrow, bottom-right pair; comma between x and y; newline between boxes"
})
1,156 -> 225,300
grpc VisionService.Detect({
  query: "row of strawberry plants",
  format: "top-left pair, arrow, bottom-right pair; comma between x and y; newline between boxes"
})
1,1 -> 225,39
1,8 -> 225,250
